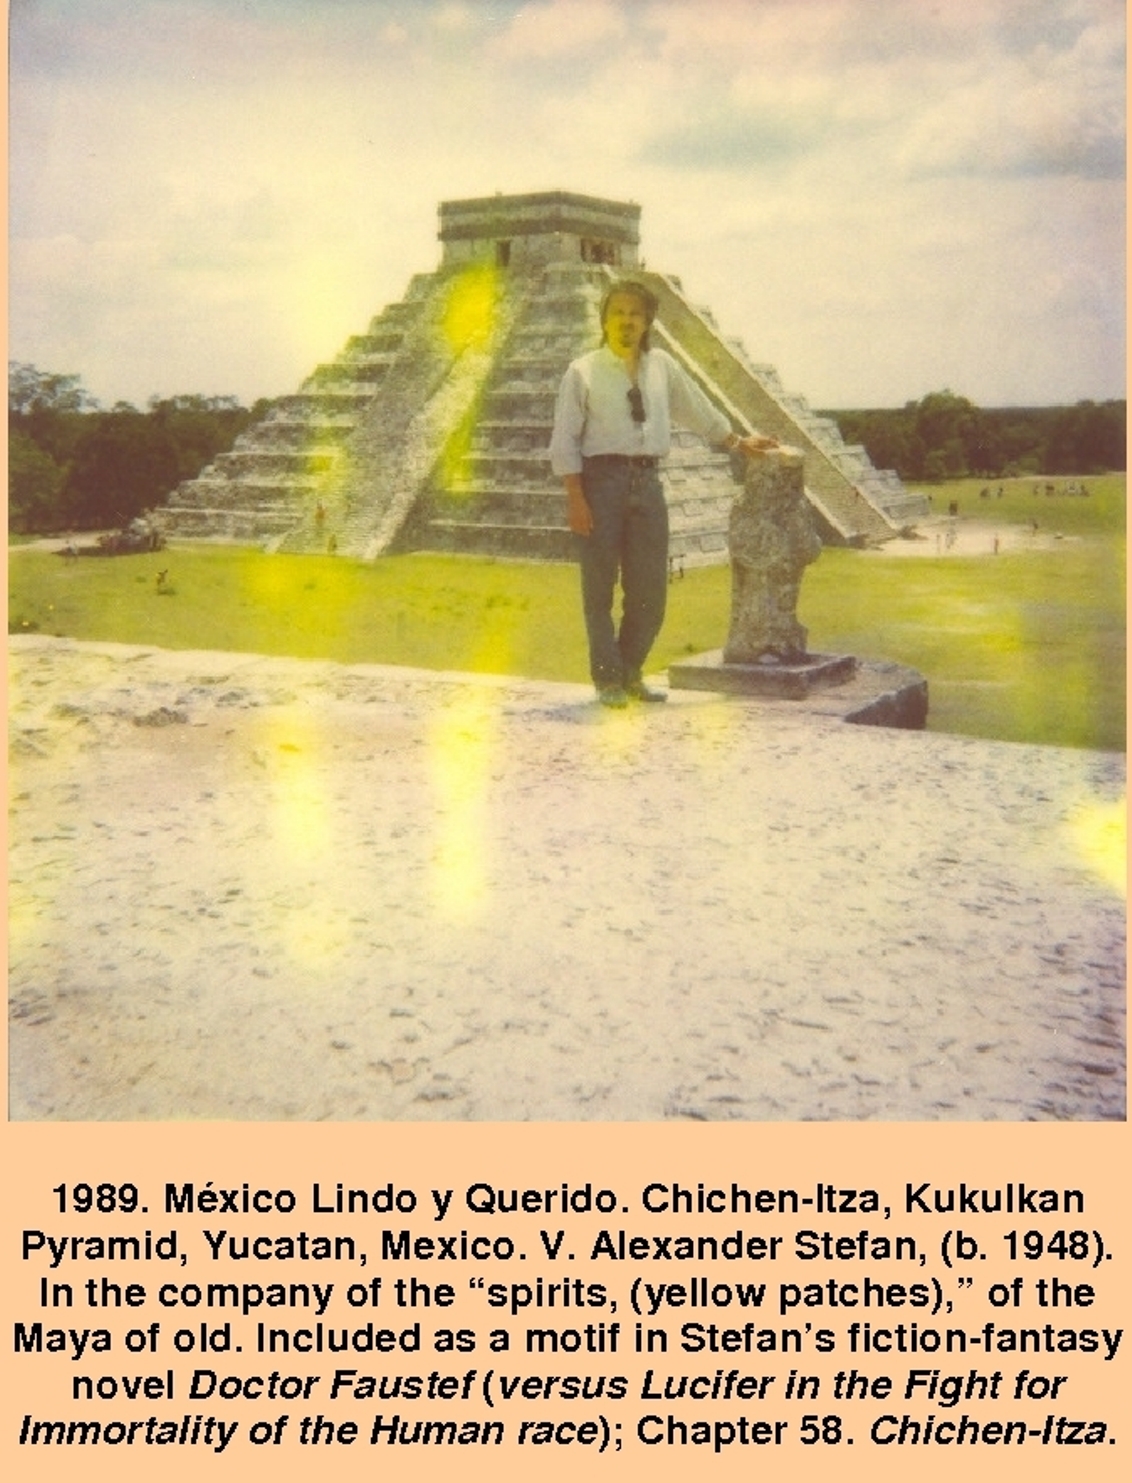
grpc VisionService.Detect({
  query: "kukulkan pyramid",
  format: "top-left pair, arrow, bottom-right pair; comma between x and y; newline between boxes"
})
163,191 -> 928,561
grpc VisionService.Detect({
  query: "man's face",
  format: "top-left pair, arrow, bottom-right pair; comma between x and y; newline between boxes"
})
603,292 -> 650,357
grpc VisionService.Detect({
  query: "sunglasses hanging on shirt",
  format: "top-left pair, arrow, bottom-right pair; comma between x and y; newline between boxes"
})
627,386 -> 646,424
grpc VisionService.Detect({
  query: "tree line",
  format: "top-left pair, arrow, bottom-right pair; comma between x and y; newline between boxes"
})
8,364 -> 269,534
8,364 -> 1127,535
828,390 -> 1126,483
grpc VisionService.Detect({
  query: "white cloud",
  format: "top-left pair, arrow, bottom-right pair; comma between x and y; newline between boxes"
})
894,9 -> 1126,181
8,0 -> 1125,408
430,2 -> 482,32
493,0 -> 629,59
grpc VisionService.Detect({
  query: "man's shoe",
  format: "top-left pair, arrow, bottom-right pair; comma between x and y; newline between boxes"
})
625,679 -> 667,702
597,686 -> 629,708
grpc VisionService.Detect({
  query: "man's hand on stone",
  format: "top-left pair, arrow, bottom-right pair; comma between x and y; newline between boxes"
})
736,434 -> 781,457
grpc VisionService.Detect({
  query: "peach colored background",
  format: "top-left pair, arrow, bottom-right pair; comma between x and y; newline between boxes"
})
3,1119 -> 1128,1481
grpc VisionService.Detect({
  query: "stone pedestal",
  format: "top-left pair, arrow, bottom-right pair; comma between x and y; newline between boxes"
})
669,650 -> 857,698
667,446 -> 928,728
666,653 -> 929,729
722,446 -> 821,666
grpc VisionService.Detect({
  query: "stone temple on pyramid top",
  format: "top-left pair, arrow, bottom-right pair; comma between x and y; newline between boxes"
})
162,190 -> 929,560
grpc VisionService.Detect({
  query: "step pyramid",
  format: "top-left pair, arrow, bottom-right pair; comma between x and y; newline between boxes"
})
162,191 -> 928,560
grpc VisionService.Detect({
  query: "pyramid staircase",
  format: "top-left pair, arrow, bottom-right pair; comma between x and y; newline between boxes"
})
399,262 -> 607,560
161,278 -> 436,549
162,204 -> 927,561
635,271 -> 928,546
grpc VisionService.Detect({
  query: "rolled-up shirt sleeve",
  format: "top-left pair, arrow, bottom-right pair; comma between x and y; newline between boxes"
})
549,363 -> 587,477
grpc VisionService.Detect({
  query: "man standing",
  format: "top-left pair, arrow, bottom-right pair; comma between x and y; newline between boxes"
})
549,280 -> 778,707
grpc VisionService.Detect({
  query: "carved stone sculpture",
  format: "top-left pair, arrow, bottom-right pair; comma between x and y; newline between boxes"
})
723,447 -> 821,665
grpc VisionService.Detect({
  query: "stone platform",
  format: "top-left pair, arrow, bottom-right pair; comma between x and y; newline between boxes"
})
670,650 -> 856,699
669,651 -> 929,730
8,637 -> 1122,1122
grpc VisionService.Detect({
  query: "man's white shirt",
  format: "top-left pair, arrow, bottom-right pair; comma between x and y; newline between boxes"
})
549,345 -> 731,476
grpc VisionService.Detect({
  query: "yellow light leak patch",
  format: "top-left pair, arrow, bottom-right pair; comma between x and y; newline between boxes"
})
1066,796 -> 1127,896
437,404 -> 478,499
592,700 -> 642,760
470,622 -> 514,680
428,686 -> 500,924
431,264 -> 503,497
242,553 -> 297,606
675,692 -> 748,774
441,263 -> 499,355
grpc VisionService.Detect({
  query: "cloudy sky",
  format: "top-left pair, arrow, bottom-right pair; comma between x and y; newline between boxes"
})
9,0 -> 1126,409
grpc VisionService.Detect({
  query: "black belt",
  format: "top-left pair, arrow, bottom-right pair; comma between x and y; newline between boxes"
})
584,454 -> 658,468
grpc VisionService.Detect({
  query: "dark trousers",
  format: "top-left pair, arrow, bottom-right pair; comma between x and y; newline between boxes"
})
577,457 -> 668,689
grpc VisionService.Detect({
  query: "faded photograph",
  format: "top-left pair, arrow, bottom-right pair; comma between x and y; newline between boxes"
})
8,1 -> 1125,1121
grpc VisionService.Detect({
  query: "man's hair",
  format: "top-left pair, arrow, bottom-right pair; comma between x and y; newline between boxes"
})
600,280 -> 659,351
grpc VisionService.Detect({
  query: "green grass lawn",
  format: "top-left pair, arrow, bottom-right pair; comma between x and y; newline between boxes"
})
9,474 -> 1125,751
930,471 -> 1122,537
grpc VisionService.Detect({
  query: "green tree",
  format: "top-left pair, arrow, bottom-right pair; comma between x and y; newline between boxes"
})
913,391 -> 982,477
8,362 -> 95,417
922,449 -> 950,482
8,430 -> 66,533
832,396 -> 1124,481
1047,401 -> 1126,474
9,363 -> 266,532
856,411 -> 914,474
147,394 -> 252,484
62,410 -> 180,528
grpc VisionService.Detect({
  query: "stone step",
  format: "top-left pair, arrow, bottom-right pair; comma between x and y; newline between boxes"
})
248,421 -> 358,448
495,350 -> 580,374
174,473 -> 322,500
468,426 -> 553,455
273,390 -> 375,416
163,504 -> 299,534
488,367 -> 563,390
455,451 -> 555,481
667,529 -> 730,563
166,498 -> 299,518
431,483 -> 737,536
430,487 -> 565,524
635,270 -> 920,543
483,390 -> 559,419
211,448 -> 341,478
506,328 -> 590,349
375,292 -> 429,321
421,519 -> 576,561
344,331 -> 405,355
162,244 -> 925,558
304,362 -> 389,388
